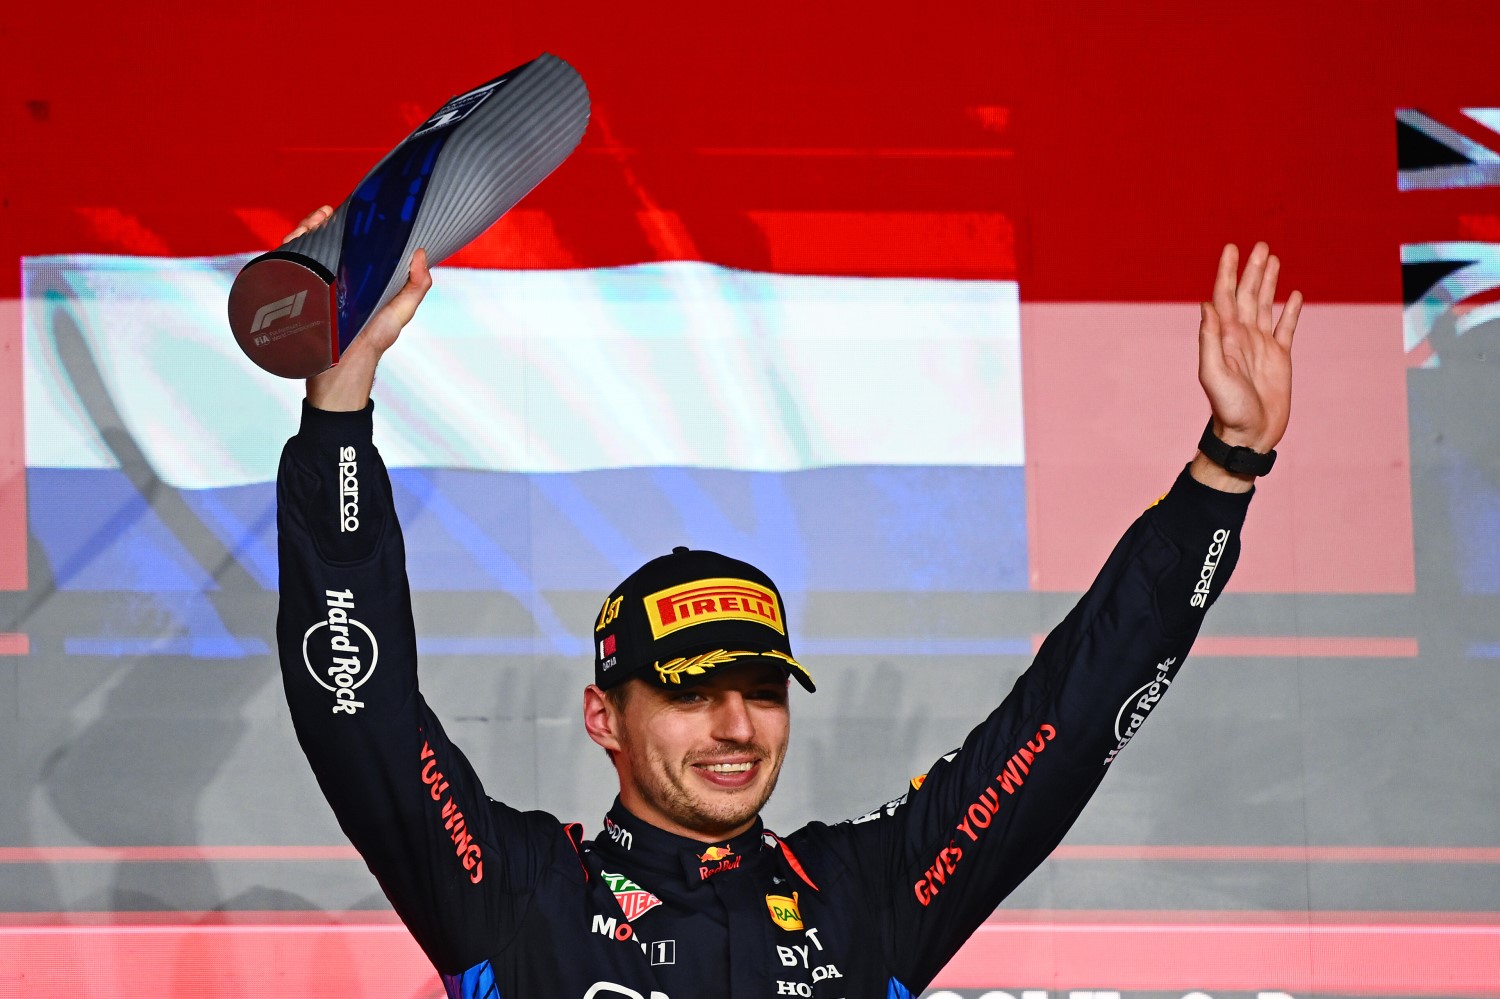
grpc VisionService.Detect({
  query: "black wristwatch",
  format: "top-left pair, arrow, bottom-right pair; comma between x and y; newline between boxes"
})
1197,418 -> 1276,476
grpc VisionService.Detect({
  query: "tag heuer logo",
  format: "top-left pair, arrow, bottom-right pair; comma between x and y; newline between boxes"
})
602,871 -> 663,920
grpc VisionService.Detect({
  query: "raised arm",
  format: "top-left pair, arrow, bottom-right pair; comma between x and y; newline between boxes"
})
820,243 -> 1303,995
275,217 -> 551,974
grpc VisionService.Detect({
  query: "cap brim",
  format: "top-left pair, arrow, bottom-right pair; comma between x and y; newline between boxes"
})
650,648 -> 815,693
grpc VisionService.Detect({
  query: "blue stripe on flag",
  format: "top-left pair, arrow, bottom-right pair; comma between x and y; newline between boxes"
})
30,465 -> 1028,597
29,469 -> 216,592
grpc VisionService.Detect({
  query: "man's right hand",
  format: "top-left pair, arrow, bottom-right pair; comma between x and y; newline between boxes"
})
1189,241 -> 1302,494
285,205 -> 434,412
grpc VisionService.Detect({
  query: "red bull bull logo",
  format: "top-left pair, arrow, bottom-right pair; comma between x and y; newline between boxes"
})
696,844 -> 741,880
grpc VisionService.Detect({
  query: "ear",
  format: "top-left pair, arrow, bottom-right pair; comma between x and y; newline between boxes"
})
583,684 -> 622,753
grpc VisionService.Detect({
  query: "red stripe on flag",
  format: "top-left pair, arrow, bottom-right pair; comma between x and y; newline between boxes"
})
748,211 -> 1016,279
445,209 -> 579,269
231,208 -> 297,248
1451,283 -> 1500,312
1458,215 -> 1500,242
696,146 -> 1015,158
73,207 -> 171,256
1023,303 -> 1414,593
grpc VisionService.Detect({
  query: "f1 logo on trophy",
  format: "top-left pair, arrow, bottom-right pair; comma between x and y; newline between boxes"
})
227,54 -> 589,378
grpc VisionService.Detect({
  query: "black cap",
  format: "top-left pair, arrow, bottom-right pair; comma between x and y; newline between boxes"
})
592,547 -> 814,693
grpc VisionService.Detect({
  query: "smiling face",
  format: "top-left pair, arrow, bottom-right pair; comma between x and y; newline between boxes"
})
583,660 -> 791,842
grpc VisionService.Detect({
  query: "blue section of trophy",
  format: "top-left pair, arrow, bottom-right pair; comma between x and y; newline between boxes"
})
335,131 -> 448,350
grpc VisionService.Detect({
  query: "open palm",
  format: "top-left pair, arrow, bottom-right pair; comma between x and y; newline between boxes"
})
1199,242 -> 1302,453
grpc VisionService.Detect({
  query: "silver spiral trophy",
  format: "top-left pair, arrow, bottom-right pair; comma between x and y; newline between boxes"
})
228,54 -> 589,378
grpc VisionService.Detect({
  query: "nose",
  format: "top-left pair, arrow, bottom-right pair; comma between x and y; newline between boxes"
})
709,691 -> 755,745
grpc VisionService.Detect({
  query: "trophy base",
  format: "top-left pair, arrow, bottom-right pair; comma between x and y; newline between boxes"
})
227,252 -> 340,379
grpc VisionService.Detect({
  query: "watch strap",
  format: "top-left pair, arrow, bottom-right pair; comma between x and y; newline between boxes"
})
1197,418 -> 1276,476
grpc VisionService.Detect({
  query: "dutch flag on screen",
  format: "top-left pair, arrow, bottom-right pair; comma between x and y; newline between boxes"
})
20,255 -> 1026,655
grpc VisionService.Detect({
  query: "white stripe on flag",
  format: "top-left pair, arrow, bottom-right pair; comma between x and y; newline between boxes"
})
24,257 -> 1023,488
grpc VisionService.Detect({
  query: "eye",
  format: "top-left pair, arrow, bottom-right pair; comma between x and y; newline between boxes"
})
670,690 -> 706,705
748,687 -> 788,704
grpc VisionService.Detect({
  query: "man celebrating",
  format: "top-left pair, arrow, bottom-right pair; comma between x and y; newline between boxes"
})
276,205 -> 1300,998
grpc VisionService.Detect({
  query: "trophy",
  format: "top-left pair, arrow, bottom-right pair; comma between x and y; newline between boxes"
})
228,54 -> 589,378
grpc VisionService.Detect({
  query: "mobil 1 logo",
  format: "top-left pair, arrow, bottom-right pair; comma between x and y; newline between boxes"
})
302,588 -> 379,714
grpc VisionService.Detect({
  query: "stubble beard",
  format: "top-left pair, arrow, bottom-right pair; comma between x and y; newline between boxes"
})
628,740 -> 786,838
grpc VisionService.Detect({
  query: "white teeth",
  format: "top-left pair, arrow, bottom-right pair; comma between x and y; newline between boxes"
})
702,762 -> 753,773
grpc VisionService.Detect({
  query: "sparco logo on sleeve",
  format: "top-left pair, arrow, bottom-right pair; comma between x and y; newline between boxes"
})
302,589 -> 379,714
1190,528 -> 1231,607
338,446 -> 360,533
1103,657 -> 1176,765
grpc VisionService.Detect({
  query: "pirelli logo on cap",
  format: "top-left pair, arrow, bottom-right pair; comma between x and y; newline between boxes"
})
645,578 -> 785,639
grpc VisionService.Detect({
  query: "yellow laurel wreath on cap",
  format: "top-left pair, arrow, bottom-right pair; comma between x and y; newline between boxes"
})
654,648 -> 807,685
654,650 -> 749,684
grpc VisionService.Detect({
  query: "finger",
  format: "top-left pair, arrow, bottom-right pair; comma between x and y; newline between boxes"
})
397,249 -> 433,303
386,249 -> 433,325
1273,289 -> 1303,351
1213,244 -> 1239,320
1257,255 -> 1280,333
294,206 -> 328,232
1199,300 -> 1226,374
282,206 -> 334,245
1236,241 -> 1269,325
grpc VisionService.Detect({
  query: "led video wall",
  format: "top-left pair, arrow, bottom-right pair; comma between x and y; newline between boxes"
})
1,5 -> 1497,998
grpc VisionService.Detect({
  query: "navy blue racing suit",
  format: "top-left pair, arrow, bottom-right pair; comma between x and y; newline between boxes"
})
276,401 -> 1251,999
